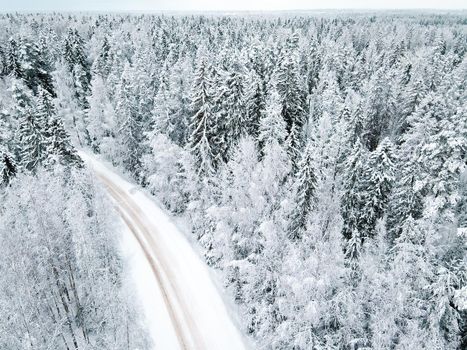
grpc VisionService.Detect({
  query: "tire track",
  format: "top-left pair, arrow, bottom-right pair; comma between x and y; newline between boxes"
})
97,173 -> 206,350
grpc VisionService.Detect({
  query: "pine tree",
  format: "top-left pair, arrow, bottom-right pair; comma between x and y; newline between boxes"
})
397,78 -> 427,137
167,57 -> 193,146
288,141 -> 318,240
346,96 -> 365,148
17,111 -> 45,172
316,70 -> 344,120
64,29 -> 89,73
52,60 -> 87,147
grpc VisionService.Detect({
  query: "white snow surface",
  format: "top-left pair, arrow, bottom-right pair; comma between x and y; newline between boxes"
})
80,152 -> 248,350
119,215 -> 181,350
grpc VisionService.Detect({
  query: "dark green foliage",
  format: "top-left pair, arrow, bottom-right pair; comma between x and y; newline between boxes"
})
288,142 -> 318,240
6,38 -> 22,79
46,116 -> 83,167
64,29 -> 91,106
0,149 -> 17,187
18,38 -> 55,96
189,56 -> 219,176
341,138 -> 395,240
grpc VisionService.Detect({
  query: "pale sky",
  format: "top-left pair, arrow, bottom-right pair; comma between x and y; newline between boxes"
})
0,0 -> 465,12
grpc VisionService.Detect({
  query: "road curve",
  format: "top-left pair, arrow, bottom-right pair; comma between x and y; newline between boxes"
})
100,173 -> 205,350
82,153 -> 248,350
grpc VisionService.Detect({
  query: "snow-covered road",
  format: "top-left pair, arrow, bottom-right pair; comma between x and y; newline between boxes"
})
81,153 -> 248,350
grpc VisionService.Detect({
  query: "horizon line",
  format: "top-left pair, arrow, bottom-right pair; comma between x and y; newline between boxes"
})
1,8 -> 466,14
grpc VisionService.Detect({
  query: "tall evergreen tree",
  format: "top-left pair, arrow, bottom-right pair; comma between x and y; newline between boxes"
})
361,67 -> 395,151
0,149 -> 17,187
244,70 -> 266,138
288,141 -> 318,240
7,38 -> 22,79
46,116 -> 83,167
214,63 -> 248,161
92,36 -> 112,78
35,87 -> 55,135
64,29 -> 91,107
18,37 -> 55,96
275,47 -> 306,133
13,81 -> 46,172
361,138 -> 396,235
115,63 -> 143,176
86,75 -> 115,152
188,55 -> 218,176
258,88 -> 287,153
341,140 -> 367,241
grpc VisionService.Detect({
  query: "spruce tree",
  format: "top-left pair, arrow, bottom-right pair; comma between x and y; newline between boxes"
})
0,44 -> 8,76
275,49 -> 306,134
35,87 -> 55,136
342,138 -> 396,242
215,65 -> 247,161
86,75 -> 115,152
13,81 -> 46,172
285,122 -> 302,173
361,67 -> 395,151
288,141 -> 318,240
7,38 -> 22,79
188,56 -> 218,176
244,70 -> 265,138
115,63 -> 143,176
46,116 -> 83,167
64,29 -> 91,107
0,149 -> 17,187
341,140 -> 368,241
18,37 -> 55,96
73,64 -> 91,109
92,36 -> 112,78
361,138 -> 396,236
387,167 -> 424,242
258,88 -> 287,152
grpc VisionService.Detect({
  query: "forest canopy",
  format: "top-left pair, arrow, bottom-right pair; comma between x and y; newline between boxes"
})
0,11 -> 466,349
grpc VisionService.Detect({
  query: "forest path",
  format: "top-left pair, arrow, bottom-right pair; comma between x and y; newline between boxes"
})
81,152 -> 248,350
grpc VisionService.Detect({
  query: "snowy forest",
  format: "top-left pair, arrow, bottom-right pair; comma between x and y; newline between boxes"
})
0,10 -> 466,350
